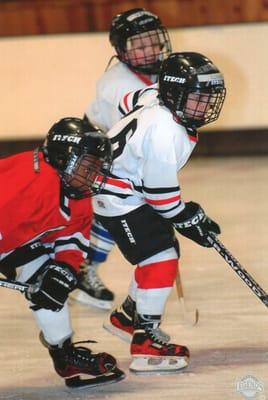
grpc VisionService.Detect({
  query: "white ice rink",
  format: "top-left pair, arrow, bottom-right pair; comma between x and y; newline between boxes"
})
1,157 -> 268,400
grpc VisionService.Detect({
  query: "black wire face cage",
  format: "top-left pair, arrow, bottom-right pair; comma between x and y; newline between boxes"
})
62,153 -> 111,198
122,28 -> 171,74
179,88 -> 226,128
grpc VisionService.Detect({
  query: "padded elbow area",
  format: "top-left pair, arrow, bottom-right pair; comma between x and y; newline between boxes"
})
135,259 -> 178,289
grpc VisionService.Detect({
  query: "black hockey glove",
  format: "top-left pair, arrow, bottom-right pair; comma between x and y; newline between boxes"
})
26,262 -> 78,311
172,201 -> 221,247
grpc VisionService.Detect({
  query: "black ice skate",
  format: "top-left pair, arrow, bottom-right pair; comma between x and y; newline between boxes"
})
40,332 -> 125,388
70,261 -> 114,310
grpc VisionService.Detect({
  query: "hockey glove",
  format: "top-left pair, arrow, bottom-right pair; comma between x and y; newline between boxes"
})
26,262 -> 78,311
172,201 -> 220,247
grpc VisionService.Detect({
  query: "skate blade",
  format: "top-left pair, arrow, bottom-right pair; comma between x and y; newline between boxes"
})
129,356 -> 188,375
103,322 -> 132,343
65,367 -> 125,389
69,290 -> 113,311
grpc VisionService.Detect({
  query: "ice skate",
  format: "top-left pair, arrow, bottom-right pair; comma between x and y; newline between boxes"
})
70,260 -> 114,310
103,305 -> 134,342
40,332 -> 125,388
103,296 -> 170,343
129,314 -> 189,375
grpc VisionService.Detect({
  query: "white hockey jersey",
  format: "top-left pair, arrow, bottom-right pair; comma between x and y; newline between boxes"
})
93,86 -> 198,219
85,61 -> 156,132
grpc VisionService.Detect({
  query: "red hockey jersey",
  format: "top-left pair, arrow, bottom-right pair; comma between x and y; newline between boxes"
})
0,151 -> 92,272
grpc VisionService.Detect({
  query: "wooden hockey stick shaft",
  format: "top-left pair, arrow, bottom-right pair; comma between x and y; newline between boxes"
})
175,269 -> 185,300
207,234 -> 268,308
0,278 -> 29,293
175,268 -> 199,325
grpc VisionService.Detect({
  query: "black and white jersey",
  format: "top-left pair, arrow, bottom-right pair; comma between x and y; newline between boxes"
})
93,86 -> 198,219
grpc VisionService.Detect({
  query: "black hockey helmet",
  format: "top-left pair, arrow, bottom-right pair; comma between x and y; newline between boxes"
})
109,8 -> 171,74
159,52 -> 226,128
43,117 -> 112,198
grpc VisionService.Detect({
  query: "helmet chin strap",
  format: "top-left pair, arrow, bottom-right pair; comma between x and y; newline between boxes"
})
104,55 -> 118,72
127,60 -> 162,75
33,147 -> 41,173
61,179 -> 86,200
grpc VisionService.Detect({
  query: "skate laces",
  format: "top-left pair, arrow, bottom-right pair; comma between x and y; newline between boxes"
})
81,264 -> 106,291
66,340 -> 116,374
134,314 -> 171,343
147,327 -> 171,345
66,340 -> 97,366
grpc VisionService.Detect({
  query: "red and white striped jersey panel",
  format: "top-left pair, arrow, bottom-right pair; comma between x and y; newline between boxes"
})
143,188 -> 185,219
119,84 -> 158,116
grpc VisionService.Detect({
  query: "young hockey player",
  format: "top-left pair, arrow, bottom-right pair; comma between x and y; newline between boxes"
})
0,117 -> 124,388
93,52 -> 226,374
71,7 -> 172,310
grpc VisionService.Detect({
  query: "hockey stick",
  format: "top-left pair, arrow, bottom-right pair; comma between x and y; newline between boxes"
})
175,270 -> 199,326
0,278 -> 29,293
207,234 -> 268,308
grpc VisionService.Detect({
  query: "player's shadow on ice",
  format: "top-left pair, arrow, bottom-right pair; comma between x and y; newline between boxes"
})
189,346 -> 268,371
0,360 -> 159,400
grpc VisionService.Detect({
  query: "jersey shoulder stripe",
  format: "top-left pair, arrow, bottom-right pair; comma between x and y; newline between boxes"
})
119,86 -> 157,116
